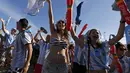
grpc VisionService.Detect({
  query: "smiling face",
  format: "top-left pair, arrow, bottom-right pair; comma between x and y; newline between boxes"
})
88,29 -> 100,42
56,20 -> 66,31
116,44 -> 127,56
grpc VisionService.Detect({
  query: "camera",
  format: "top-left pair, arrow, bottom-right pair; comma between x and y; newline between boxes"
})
40,27 -> 47,34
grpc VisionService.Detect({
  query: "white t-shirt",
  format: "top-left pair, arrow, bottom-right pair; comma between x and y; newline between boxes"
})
4,30 -> 15,48
109,55 -> 130,73
11,31 -> 31,71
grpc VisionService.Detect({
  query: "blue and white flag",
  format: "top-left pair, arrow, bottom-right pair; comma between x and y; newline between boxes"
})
5,16 -> 11,26
25,0 -> 45,16
112,0 -> 130,11
125,25 -> 130,44
75,2 -> 83,25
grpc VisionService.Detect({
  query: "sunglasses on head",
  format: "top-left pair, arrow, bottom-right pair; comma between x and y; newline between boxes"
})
57,20 -> 65,24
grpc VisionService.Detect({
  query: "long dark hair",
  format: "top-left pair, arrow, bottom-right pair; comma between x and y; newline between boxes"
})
68,44 -> 74,50
87,29 -> 102,48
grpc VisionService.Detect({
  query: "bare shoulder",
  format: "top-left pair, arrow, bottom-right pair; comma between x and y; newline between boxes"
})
51,32 -> 58,37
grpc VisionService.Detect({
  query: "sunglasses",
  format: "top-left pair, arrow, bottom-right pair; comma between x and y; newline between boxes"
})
57,20 -> 64,23
119,48 -> 127,51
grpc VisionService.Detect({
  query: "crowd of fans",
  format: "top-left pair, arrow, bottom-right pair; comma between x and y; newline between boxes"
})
0,0 -> 130,73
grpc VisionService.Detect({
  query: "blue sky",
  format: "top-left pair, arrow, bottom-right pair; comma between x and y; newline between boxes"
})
0,0 -> 126,43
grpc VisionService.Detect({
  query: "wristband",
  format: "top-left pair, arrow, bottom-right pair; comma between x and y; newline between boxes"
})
120,20 -> 126,23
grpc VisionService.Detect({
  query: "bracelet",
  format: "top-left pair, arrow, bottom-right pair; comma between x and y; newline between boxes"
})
120,20 -> 126,23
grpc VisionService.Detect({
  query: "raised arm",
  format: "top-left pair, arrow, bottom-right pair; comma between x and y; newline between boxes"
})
47,0 -> 55,34
34,30 -> 40,40
39,32 -> 45,41
108,13 -> 126,46
70,27 -> 84,48
0,18 -> 8,34
34,30 -> 45,42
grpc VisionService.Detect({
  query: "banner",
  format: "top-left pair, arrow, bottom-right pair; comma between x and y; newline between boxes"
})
112,0 -> 130,11
75,2 -> 84,25
125,25 -> 130,44
25,0 -> 45,16
115,0 -> 130,24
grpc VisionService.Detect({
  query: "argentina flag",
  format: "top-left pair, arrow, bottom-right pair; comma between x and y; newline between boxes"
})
25,0 -> 45,16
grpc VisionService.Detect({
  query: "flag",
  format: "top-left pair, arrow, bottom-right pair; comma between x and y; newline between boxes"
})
112,0 -> 130,11
75,1 -> 83,25
5,16 -> 11,26
115,0 -> 130,24
25,0 -> 45,16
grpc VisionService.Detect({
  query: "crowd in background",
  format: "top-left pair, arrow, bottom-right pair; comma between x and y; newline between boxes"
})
0,0 -> 130,73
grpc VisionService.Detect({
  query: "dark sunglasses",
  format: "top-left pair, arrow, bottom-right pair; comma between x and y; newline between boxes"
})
119,48 -> 127,51
57,20 -> 65,24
